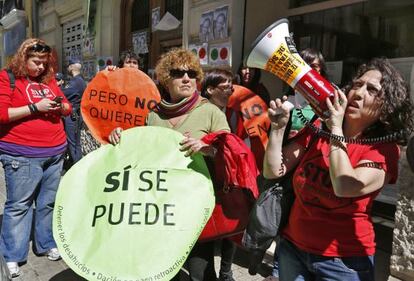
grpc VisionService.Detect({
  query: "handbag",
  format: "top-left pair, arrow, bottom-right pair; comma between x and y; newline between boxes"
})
199,186 -> 255,241
198,132 -> 259,242
242,117 -> 318,272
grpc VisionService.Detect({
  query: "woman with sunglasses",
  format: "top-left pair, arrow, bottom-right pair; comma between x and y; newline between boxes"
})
263,58 -> 414,281
0,38 -> 72,277
109,48 -> 230,280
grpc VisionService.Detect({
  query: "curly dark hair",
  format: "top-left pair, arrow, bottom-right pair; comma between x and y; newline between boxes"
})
6,38 -> 55,84
117,49 -> 140,68
344,58 -> 414,145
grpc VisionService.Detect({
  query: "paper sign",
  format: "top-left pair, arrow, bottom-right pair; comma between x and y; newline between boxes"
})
53,126 -> 215,281
81,68 -> 161,144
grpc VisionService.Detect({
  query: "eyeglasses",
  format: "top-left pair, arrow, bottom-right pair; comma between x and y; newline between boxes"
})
170,69 -> 198,79
310,63 -> 321,70
29,44 -> 51,53
216,85 -> 234,93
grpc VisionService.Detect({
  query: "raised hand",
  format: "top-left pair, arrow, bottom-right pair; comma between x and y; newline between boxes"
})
324,89 -> 347,131
268,96 -> 291,130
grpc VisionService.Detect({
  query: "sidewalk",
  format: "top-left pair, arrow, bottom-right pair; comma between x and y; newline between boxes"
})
0,168 -> 274,281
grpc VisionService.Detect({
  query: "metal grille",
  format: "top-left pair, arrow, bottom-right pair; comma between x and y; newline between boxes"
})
165,0 -> 183,20
131,0 -> 150,31
62,17 -> 85,70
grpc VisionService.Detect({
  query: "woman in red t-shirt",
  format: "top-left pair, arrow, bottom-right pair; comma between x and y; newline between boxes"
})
263,58 -> 414,281
0,38 -> 71,277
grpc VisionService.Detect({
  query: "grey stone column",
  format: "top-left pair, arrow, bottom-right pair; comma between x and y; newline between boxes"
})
389,144 -> 414,280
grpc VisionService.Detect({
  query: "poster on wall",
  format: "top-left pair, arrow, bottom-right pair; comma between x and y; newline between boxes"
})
152,7 -> 160,32
189,43 -> 208,65
325,61 -> 343,85
389,57 -> 414,97
199,11 -> 214,43
213,6 -> 229,40
83,36 -> 96,57
82,59 -> 97,81
209,42 -> 231,66
97,56 -> 113,71
132,31 -> 149,54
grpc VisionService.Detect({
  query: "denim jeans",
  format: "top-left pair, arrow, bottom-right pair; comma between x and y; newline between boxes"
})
0,153 -> 64,262
64,114 -> 82,165
278,238 -> 374,281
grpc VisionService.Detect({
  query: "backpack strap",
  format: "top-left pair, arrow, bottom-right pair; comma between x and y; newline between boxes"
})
6,69 -> 15,91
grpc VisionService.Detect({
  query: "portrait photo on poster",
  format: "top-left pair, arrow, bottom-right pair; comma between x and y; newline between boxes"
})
152,7 -> 160,32
132,31 -> 149,54
199,11 -> 214,43
213,6 -> 229,40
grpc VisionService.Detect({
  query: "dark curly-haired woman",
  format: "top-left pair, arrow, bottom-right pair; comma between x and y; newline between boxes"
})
264,57 -> 414,281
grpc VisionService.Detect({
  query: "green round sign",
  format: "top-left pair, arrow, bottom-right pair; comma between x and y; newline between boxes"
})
210,48 -> 218,61
53,127 -> 215,280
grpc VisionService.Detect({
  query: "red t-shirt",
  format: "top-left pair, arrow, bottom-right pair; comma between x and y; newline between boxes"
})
0,70 -> 70,147
283,129 -> 399,256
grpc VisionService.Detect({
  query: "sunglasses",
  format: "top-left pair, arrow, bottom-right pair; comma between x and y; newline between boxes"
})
29,44 -> 51,53
170,69 -> 198,79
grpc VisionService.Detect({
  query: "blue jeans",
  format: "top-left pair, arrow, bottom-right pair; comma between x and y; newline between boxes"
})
0,153 -> 64,262
278,238 -> 374,281
64,114 -> 82,164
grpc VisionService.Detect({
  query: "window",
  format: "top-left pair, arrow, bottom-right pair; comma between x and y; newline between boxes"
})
132,0 -> 150,32
289,0 -> 414,84
289,0 -> 329,9
165,0 -> 183,21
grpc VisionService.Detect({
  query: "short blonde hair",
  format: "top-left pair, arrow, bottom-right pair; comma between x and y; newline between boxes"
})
155,48 -> 203,88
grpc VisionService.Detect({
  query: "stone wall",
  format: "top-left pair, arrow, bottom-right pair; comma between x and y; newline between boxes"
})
390,148 -> 414,281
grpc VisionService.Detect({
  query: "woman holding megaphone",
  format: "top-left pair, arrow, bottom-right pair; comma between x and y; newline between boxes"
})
263,58 -> 414,281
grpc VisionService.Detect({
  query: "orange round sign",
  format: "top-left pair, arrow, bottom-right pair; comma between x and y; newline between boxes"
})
226,85 -> 270,170
81,68 -> 161,144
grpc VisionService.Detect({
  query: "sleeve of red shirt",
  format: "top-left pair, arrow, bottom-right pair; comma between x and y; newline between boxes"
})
361,143 -> 400,184
0,70 -> 13,124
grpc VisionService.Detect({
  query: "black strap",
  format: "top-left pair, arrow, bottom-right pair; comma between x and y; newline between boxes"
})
6,69 -> 15,91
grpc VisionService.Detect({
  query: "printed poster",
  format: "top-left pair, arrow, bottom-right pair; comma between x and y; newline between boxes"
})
213,6 -> 229,40
199,11 -> 214,42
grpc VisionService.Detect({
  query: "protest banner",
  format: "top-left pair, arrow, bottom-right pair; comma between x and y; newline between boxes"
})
53,127 -> 215,281
81,68 -> 161,144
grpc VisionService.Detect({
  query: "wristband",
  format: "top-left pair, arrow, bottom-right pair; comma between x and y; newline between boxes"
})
28,103 -> 39,114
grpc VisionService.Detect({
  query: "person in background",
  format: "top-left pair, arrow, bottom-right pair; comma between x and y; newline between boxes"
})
55,72 -> 65,88
237,65 -> 270,105
263,58 -> 414,281
228,65 -> 270,171
200,69 -> 236,281
0,38 -> 72,277
62,59 -> 87,167
117,49 -> 140,69
109,48 -> 230,281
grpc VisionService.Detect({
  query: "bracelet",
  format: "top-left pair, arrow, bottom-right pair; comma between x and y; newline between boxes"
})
28,103 -> 39,114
